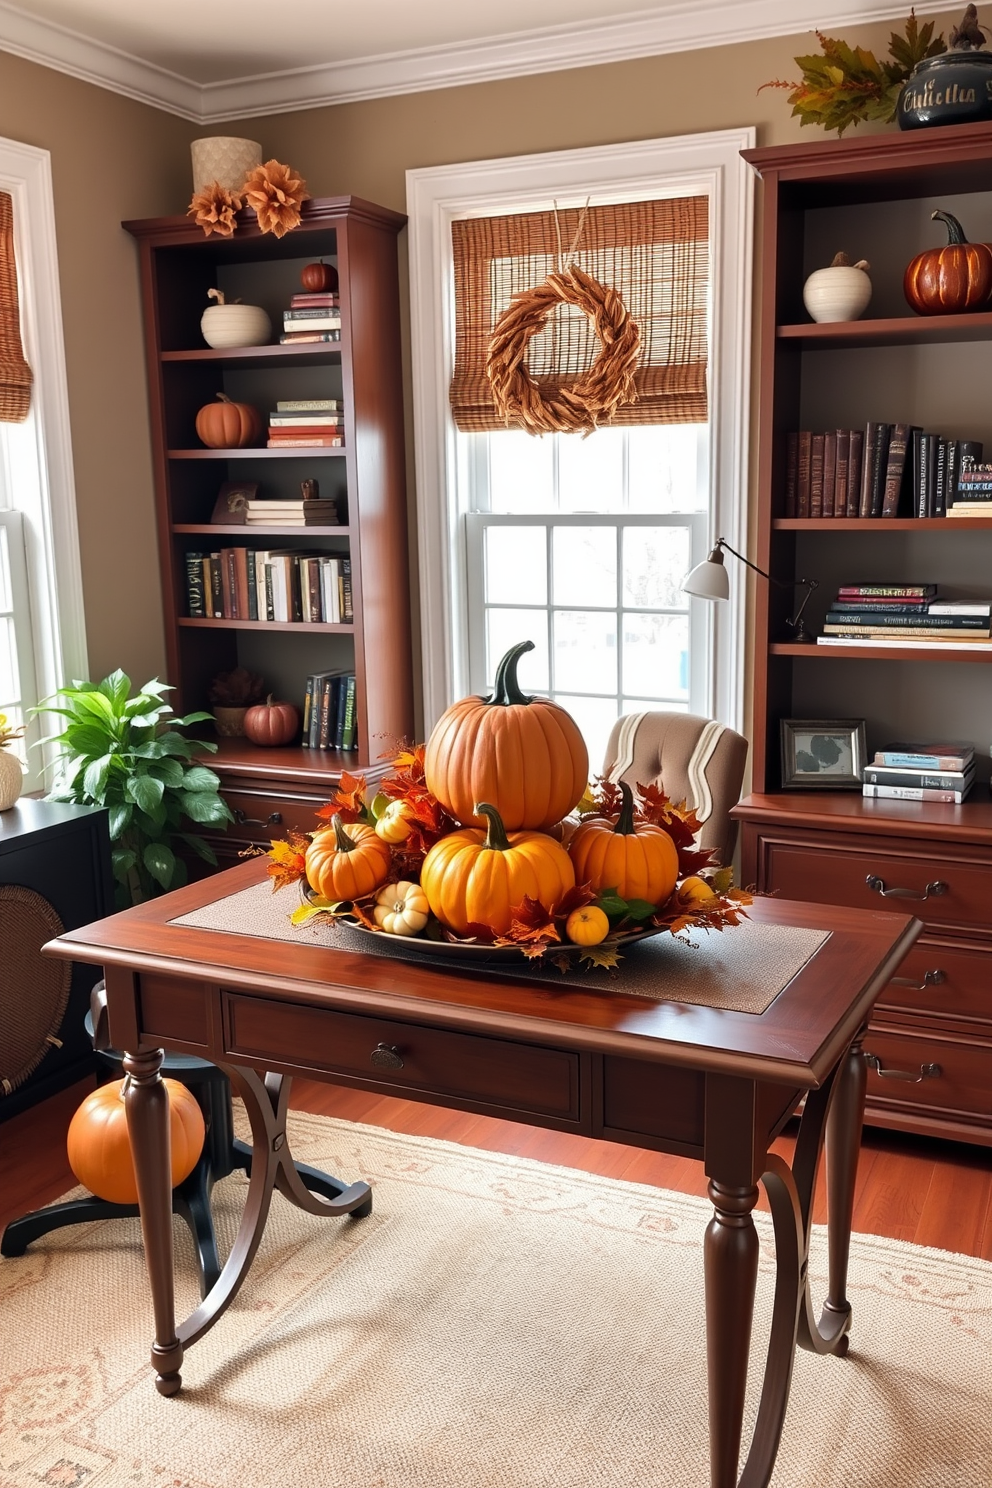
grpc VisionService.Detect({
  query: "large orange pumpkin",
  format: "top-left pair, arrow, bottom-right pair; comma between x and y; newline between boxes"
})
904,210 -> 992,316
305,815 -> 392,901
424,641 -> 588,830
195,393 -> 263,449
67,1076 -> 205,1205
420,801 -> 575,937
567,781 -> 679,906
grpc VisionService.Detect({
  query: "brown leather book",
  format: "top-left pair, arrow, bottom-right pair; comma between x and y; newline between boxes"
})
809,433 -> 825,519
881,423 -> 911,517
834,430 -> 850,518
796,430 -> 812,518
846,430 -> 864,517
822,431 -> 837,518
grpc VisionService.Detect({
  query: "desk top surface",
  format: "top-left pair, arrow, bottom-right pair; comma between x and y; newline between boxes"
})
50,858 -> 920,1087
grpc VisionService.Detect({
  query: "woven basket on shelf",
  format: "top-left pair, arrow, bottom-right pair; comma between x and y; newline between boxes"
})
0,192 -> 32,423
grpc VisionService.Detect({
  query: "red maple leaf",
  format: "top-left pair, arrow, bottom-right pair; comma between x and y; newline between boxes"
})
266,832 -> 309,890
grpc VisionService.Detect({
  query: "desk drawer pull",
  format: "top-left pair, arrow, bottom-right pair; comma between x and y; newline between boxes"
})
370,1042 -> 404,1071
864,1054 -> 942,1083
889,969 -> 945,991
865,875 -> 947,902
233,808 -> 283,827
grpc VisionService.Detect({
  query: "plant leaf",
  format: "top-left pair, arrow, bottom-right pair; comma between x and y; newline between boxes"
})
178,831 -> 217,864
142,841 -> 176,890
181,765 -> 221,791
127,773 -> 165,813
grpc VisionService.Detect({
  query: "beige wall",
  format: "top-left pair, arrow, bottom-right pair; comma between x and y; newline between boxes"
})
0,8 -> 964,711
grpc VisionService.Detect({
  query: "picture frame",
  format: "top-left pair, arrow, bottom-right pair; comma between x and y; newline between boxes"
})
780,718 -> 867,789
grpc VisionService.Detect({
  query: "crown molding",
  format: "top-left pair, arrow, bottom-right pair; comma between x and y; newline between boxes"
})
0,0 -> 951,123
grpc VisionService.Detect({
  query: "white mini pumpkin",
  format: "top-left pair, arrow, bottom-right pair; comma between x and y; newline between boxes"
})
373,881 -> 429,936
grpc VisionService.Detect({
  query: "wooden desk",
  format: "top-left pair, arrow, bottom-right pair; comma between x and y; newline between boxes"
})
49,859 -> 919,1488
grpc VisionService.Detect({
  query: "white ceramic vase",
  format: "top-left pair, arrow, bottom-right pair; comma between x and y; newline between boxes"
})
0,747 -> 24,811
200,303 -> 272,349
803,260 -> 872,323
191,137 -> 262,194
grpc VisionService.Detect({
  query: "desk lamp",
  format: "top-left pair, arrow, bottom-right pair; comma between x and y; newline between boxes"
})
683,538 -> 818,644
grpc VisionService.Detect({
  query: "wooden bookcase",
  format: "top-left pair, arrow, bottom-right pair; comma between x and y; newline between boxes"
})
124,198 -> 414,860
733,123 -> 992,1146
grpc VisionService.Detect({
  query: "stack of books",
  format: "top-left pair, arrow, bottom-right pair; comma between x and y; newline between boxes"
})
862,740 -> 975,803
949,460 -> 992,517
280,291 -> 342,345
244,496 -> 338,527
785,427 -> 982,518
184,549 -> 353,625
266,399 -> 344,450
302,670 -> 358,751
817,585 -> 992,650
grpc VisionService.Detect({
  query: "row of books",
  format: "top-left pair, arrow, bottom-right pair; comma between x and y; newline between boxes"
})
280,290 -> 342,346
185,549 -> 354,624
816,584 -> 992,651
948,462 -> 992,518
784,428 -> 983,518
302,670 -> 358,752
862,739 -> 976,804
267,397 -> 345,450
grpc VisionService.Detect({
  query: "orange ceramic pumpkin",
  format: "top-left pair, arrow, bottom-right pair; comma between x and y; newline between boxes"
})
67,1077 -> 205,1205
305,815 -> 392,901
904,210 -> 992,316
300,260 -> 338,293
424,641 -> 588,831
419,801 -> 575,937
567,781 -> 679,906
195,393 -> 263,449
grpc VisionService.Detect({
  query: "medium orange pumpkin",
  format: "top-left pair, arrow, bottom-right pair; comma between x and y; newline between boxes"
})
904,210 -> 992,316
195,393 -> 263,449
419,801 -> 575,937
243,695 -> 299,746
67,1076 -> 205,1205
424,641 -> 589,831
305,815 -> 392,901
567,781 -> 679,906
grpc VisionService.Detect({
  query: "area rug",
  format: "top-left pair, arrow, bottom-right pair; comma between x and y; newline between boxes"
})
0,1114 -> 989,1488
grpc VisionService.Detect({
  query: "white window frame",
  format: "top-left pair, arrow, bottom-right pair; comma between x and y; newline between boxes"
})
0,136 -> 87,788
407,128 -> 754,735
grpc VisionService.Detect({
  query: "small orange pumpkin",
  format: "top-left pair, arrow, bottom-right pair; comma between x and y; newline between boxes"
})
419,801 -> 575,937
195,393 -> 263,449
904,210 -> 992,316
424,641 -> 588,831
243,695 -> 299,747
305,815 -> 392,901
301,260 -> 338,293
567,781 -> 679,906
67,1077 -> 205,1205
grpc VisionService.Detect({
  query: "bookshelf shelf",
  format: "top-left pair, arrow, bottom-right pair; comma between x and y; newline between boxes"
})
777,309 -> 992,350
177,618 -> 356,634
771,642 -> 992,663
173,524 -> 351,537
774,518 -> 992,531
168,448 -> 347,460
162,345 -> 342,366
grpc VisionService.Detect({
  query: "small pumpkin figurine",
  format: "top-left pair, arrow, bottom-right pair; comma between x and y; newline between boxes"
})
373,880 -> 429,936
419,801 -> 575,937
300,259 -> 338,293
195,392 -> 263,449
305,815 -> 392,902
567,781 -> 679,906
67,1076 -> 205,1206
904,210 -> 992,315
242,695 -> 299,747
424,641 -> 589,831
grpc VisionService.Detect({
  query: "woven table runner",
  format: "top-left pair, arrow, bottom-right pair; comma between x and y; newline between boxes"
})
172,881 -> 828,1015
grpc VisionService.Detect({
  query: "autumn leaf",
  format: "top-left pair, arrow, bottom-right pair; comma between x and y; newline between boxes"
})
579,943 -> 622,971
553,882 -> 597,918
266,833 -> 309,890
511,895 -> 557,934
289,896 -> 344,926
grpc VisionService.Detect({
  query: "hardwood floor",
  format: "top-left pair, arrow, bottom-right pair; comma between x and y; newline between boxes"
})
2,1074 -> 990,1260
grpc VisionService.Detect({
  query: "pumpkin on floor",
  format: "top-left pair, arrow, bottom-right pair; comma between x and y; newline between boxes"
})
567,781 -> 679,905
66,1077 -> 205,1205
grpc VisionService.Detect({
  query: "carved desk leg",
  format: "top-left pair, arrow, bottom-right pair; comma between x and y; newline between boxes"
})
704,1178 -> 760,1488
122,1047 -> 183,1396
823,1026 -> 868,1343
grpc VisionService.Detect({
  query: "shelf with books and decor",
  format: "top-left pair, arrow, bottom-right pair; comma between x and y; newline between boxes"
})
733,123 -> 992,1149
124,197 -> 414,864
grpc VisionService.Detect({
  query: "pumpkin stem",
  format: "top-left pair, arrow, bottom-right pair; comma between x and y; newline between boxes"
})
613,781 -> 637,836
207,287 -> 226,305
332,814 -> 357,853
487,641 -> 535,706
475,801 -> 512,851
216,392 -> 232,403
932,209 -> 968,245
829,251 -> 851,267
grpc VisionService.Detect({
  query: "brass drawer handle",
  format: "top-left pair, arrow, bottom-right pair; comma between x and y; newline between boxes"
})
232,808 -> 283,827
865,874 -> 947,902
864,1054 -> 942,1083
370,1042 -> 404,1071
889,969 -> 945,991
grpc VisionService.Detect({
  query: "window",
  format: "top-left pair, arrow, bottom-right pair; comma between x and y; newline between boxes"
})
408,130 -> 754,755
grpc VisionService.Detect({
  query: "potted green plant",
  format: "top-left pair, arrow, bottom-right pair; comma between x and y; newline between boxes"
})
37,670 -> 234,907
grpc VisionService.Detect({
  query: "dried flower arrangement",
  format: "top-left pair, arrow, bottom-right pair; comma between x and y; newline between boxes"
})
187,160 -> 309,239
209,668 -> 266,708
187,182 -> 242,238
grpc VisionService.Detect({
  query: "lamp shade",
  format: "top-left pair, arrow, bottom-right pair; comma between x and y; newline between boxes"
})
683,548 -> 730,601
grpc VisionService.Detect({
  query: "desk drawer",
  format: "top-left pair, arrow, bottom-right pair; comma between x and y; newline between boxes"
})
222,788 -> 321,846
874,939 -> 992,1028
224,993 -> 579,1121
863,1027 -> 992,1124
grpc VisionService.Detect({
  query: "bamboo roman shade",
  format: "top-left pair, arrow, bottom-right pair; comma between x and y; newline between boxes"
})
0,192 -> 32,423
450,197 -> 708,433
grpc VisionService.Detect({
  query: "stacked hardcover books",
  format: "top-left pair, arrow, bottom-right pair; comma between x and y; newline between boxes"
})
280,289 -> 342,345
948,460 -> 992,517
817,585 -> 992,651
302,670 -> 358,751
785,427 -> 982,518
266,398 -> 344,450
184,550 -> 353,625
863,740 -> 975,803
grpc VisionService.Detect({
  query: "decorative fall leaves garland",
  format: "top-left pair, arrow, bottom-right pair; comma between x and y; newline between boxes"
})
188,160 -> 309,240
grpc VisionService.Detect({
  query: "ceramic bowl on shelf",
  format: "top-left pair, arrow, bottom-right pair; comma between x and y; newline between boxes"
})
802,254 -> 872,323
200,302 -> 272,349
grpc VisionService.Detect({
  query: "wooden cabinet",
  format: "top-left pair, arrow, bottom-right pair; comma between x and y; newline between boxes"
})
123,198 -> 414,842
733,124 -> 992,1146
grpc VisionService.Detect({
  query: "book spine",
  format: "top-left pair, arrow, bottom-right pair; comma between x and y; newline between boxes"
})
846,429 -> 863,517
301,676 -> 314,747
341,559 -> 353,622
821,430 -> 836,518
826,612 -> 987,629
934,436 -> 948,516
924,431 -> 937,517
784,431 -> 798,518
869,423 -> 891,518
245,548 -> 258,621
318,676 -> 335,749
833,429 -> 849,519
185,551 -> 206,617
263,562 -> 275,623
823,626 -> 990,639
862,766 -> 972,788
837,585 -> 934,597
233,548 -> 250,621
944,438 -> 961,516
265,437 -> 344,447
311,676 -> 326,747
876,752 -> 971,769
333,674 -> 348,749
863,784 -> 963,803
827,603 -> 930,616
209,554 -> 223,618
275,400 -> 342,411
341,674 -> 357,751
881,421 -> 909,517
809,433 -> 825,519
858,423 -> 877,518
220,548 -> 234,619
797,431 -> 812,518
306,558 -> 323,625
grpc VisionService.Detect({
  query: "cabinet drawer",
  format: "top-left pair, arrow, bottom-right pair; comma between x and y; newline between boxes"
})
221,788 -> 322,846
875,939 -> 992,1028
863,1027 -> 992,1123
758,839 -> 992,937
224,993 -> 580,1121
